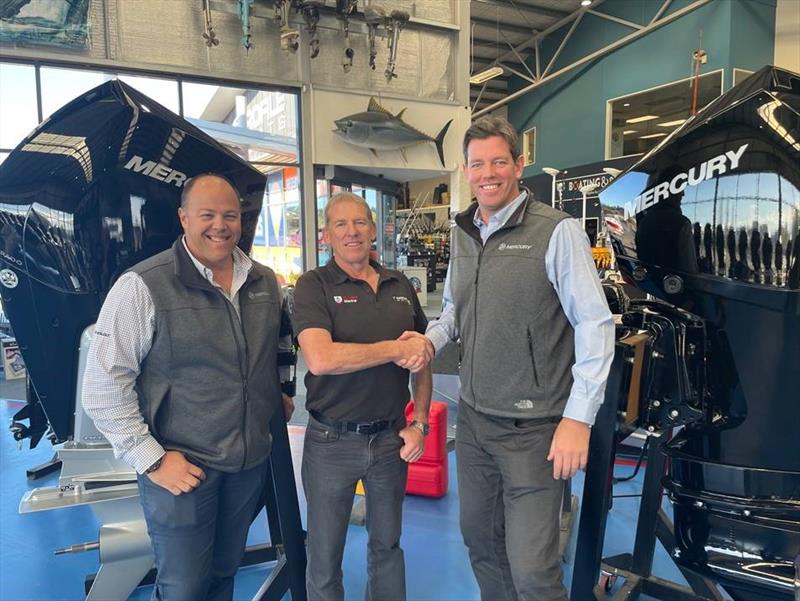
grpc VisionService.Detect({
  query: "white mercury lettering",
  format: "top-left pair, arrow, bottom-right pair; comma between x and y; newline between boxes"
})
123,155 -> 188,188
150,163 -> 170,181
633,143 -> 748,215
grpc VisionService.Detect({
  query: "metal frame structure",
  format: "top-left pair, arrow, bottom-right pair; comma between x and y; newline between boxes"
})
473,0 -> 712,118
570,340 -> 725,601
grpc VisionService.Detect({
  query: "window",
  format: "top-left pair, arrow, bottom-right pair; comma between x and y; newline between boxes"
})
40,67 -> 109,120
523,127 -> 536,166
0,63 -> 38,153
733,68 -> 754,87
252,168 -> 303,286
40,67 -> 181,119
606,71 -> 723,159
181,81 -> 301,283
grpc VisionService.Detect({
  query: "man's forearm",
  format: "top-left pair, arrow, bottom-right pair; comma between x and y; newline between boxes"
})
425,302 -> 457,354
411,365 -> 433,421
308,339 -> 401,375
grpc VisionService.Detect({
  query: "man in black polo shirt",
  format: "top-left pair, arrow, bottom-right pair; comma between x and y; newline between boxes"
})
292,191 -> 433,601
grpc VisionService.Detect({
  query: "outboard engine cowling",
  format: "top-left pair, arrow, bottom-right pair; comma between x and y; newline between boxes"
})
601,65 -> 800,601
0,80 -> 266,445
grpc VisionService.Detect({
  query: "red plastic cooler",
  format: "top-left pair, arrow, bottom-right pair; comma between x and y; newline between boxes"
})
405,400 -> 448,497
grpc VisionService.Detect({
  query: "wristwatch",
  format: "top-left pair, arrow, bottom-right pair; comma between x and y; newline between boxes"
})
409,420 -> 429,436
145,456 -> 164,474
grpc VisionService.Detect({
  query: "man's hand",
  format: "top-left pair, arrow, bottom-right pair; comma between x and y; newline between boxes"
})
282,393 -> 295,421
394,331 -> 434,373
147,450 -> 206,495
547,417 -> 590,480
398,426 -> 425,462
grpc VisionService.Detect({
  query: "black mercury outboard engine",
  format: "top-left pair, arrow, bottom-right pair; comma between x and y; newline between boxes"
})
600,66 -> 800,601
0,79 -> 265,447
0,82 -> 306,601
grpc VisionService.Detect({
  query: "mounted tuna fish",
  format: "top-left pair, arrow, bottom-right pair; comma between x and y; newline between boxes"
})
334,97 -> 452,167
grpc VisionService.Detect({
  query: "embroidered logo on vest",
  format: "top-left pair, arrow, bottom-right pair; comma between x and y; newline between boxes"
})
498,243 -> 532,251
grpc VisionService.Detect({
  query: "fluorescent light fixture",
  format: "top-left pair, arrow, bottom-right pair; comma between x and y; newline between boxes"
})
603,167 -> 623,178
623,102 -> 631,107
581,0 -> 591,5
470,66 -> 504,85
640,132 -> 668,139
658,119 -> 687,127
622,130 -> 637,135
626,115 -> 659,124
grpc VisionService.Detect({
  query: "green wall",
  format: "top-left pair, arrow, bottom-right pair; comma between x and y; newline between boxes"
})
507,0 -> 777,177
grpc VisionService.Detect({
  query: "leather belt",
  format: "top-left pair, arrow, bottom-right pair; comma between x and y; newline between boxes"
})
309,410 -> 393,435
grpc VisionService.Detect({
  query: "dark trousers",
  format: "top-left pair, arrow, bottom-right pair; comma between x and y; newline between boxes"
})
137,461 -> 268,601
302,416 -> 408,601
456,401 -> 567,601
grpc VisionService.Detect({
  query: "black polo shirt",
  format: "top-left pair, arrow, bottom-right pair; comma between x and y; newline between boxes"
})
292,259 -> 428,422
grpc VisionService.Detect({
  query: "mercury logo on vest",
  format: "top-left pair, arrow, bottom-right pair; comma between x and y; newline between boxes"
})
630,143 -> 748,216
123,155 -> 188,188
393,296 -> 412,305
498,243 -> 533,251
333,295 -> 358,304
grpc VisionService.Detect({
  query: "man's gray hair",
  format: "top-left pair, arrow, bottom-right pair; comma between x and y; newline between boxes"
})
324,192 -> 375,227
462,116 -> 521,162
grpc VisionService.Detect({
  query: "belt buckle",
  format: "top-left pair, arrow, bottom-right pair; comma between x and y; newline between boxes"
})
355,423 -> 375,435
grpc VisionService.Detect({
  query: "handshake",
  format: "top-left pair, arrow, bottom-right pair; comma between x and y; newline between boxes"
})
393,331 -> 435,373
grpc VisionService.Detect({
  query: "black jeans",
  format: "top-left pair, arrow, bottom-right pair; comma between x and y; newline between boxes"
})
302,415 -> 408,601
456,401 -> 567,601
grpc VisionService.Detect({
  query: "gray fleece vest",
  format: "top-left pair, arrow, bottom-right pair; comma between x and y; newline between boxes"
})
132,238 -> 283,472
450,197 -> 575,419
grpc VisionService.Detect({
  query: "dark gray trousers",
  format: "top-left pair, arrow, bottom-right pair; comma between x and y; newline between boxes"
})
137,461 -> 268,601
302,416 -> 408,601
456,400 -> 567,601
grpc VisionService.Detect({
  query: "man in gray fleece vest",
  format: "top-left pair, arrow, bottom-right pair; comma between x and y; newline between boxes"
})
83,174 -> 293,601
415,117 -> 615,600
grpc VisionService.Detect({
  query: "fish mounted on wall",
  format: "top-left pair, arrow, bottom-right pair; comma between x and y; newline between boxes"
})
334,97 -> 452,168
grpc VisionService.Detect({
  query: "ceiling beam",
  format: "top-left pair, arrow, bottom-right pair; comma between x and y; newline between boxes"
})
474,0 -> 712,117
587,9 -> 644,30
481,79 -> 509,90
470,90 -> 506,100
473,0 -> 570,20
472,42 -> 532,61
481,0 -> 607,70
471,17 -> 537,36
472,34 -> 529,48
498,62 -> 536,83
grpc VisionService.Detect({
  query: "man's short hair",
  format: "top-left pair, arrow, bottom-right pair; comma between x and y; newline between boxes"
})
324,192 -> 375,227
180,173 -> 240,208
462,116 -> 521,162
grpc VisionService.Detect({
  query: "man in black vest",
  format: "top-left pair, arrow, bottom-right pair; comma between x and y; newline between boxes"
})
83,173 -> 293,601
292,192 -> 433,601
418,117 -> 615,600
